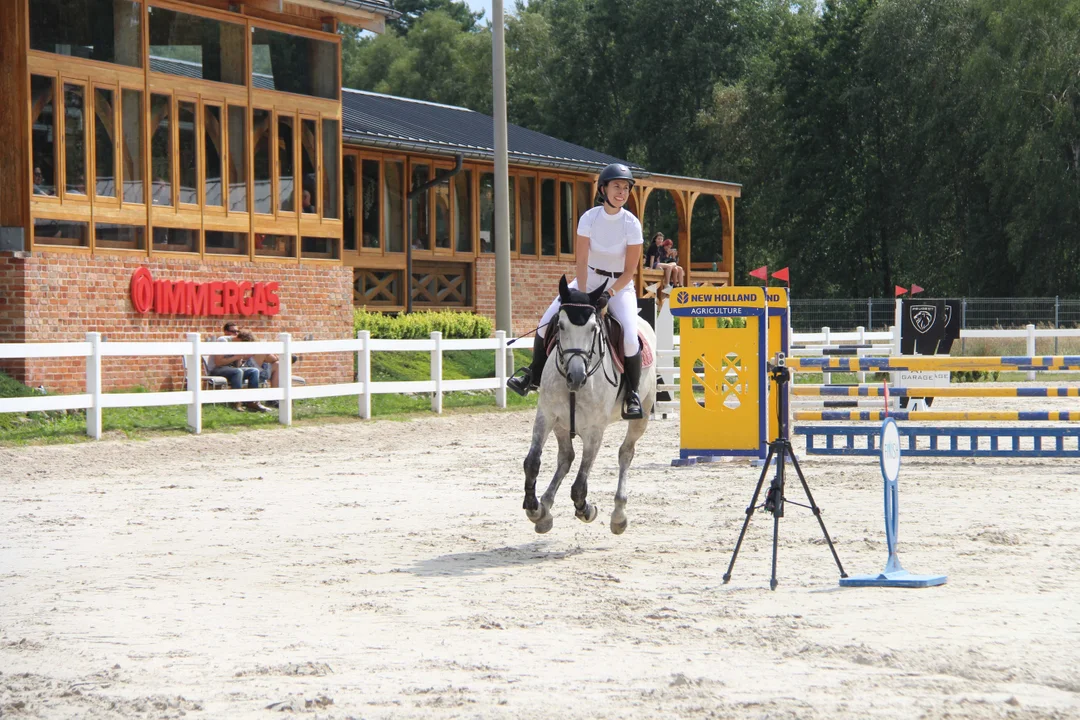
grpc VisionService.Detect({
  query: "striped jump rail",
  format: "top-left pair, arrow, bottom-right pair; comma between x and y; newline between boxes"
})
796,425 -> 1080,458
787,355 -> 1080,373
792,385 -> 1080,398
794,410 -> 1080,422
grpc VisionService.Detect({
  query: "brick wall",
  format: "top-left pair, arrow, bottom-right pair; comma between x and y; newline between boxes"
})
475,256 -> 575,336
0,251 -> 355,393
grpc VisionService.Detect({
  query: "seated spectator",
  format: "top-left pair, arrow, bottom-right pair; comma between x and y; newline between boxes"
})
239,330 -> 281,404
645,232 -> 664,269
205,322 -> 269,412
657,238 -> 685,288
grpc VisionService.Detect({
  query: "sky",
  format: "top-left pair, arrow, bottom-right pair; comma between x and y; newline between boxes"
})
465,0 -> 494,22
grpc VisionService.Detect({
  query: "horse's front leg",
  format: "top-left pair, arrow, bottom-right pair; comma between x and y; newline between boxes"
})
526,424 -> 575,534
570,428 -> 605,523
611,416 -> 648,535
523,409 -> 554,528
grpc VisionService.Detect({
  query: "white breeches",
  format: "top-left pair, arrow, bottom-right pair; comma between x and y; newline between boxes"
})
537,269 -> 641,357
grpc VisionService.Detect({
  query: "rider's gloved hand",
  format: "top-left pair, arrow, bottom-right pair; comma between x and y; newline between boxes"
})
595,291 -> 610,314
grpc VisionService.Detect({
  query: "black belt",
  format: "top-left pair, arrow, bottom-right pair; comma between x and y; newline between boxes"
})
590,267 -> 619,278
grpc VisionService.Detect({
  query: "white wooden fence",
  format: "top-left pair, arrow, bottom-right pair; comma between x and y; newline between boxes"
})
0,330 -> 509,439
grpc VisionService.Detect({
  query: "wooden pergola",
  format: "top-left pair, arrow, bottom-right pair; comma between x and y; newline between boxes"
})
627,173 -> 742,298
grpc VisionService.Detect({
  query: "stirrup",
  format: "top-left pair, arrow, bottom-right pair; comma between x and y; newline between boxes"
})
506,367 -> 535,397
622,391 -> 644,420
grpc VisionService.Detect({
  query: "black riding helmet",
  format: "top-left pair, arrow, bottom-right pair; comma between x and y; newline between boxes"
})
596,163 -> 636,207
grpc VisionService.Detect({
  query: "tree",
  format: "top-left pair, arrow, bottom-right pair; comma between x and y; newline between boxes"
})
388,0 -> 484,35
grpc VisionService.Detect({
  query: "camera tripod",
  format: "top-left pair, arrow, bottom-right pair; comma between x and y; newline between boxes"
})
722,357 -> 847,590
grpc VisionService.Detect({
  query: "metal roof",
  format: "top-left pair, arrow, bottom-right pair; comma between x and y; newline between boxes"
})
342,88 -> 644,175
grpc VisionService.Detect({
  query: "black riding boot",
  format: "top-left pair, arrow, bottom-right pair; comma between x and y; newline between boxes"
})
507,333 -> 548,397
622,351 -> 644,420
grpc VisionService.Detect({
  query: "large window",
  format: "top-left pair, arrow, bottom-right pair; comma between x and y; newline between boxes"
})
150,94 -> 172,206
560,181 -> 575,255
94,88 -> 116,198
206,231 -> 248,255
227,106 -> 247,212
31,76 -> 58,198
178,100 -> 198,205
252,109 -> 272,214
121,89 -> 144,203
204,105 -> 223,207
148,7 -> 245,85
278,115 -> 295,212
96,223 -> 145,250
384,160 -> 405,253
434,179 -> 450,250
479,173 -> 494,253
343,156 -> 357,251
251,28 -> 338,100
361,159 -> 380,249
30,0 -> 142,68
540,178 -> 556,257
518,176 -> 536,255
300,119 -> 318,214
455,171 -> 473,254
64,84 -> 88,196
322,120 -> 340,220
410,163 -> 430,250
152,226 -> 198,253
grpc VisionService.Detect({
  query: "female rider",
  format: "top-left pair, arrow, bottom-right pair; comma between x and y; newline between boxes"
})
506,162 -> 645,420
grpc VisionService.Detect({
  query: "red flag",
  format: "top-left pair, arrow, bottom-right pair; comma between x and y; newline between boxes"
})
895,285 -> 908,297
749,265 -> 768,281
771,267 -> 790,283
910,284 -> 924,295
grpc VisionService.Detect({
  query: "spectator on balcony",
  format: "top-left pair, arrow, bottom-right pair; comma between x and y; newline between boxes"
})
656,238 -> 685,288
645,232 -> 664,269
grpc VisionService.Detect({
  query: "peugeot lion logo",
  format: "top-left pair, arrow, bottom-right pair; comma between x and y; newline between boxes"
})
676,290 -> 689,305
943,305 -> 953,328
910,304 -> 937,334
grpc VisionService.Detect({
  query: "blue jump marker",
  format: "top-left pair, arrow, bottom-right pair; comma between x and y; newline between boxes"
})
839,417 -> 947,588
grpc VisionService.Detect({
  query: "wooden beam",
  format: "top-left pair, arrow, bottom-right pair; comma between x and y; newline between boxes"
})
284,0 -> 385,31
643,173 -> 742,198
0,0 -> 30,239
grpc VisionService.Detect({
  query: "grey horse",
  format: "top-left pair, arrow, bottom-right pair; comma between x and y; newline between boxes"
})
523,277 -> 657,535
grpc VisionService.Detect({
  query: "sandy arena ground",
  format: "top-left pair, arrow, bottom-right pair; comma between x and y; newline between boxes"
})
2,394 -> 1080,719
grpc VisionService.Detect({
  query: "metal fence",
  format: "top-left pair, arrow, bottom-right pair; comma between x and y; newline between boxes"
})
790,297 -> 1080,332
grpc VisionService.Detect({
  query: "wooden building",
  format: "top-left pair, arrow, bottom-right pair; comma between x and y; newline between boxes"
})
0,0 -> 739,395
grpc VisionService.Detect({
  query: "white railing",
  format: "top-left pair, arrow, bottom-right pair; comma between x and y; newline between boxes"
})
0,330 -> 509,439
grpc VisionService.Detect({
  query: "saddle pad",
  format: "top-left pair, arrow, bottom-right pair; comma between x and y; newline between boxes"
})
610,331 -> 655,374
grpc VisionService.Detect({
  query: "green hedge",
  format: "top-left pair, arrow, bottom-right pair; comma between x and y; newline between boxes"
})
353,308 -> 494,340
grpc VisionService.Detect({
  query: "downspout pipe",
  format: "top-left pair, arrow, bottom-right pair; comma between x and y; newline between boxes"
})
405,154 -> 464,313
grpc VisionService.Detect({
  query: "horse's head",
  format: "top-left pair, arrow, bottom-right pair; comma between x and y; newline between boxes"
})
556,275 -> 608,391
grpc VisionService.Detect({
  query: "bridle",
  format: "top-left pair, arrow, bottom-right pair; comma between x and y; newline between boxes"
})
553,303 -> 613,387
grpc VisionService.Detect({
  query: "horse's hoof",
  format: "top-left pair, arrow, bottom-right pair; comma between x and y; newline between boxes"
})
526,503 -> 549,524
610,512 -> 628,535
534,515 -> 554,534
576,503 -> 598,523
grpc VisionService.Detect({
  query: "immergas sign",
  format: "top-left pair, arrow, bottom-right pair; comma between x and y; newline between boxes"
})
130,267 -> 281,317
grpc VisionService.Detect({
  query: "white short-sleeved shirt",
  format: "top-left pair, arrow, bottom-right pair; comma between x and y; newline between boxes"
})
577,206 -> 643,273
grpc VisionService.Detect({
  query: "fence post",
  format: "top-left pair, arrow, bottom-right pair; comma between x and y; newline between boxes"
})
867,297 -> 873,330
357,330 -> 371,419
495,330 -> 507,409
279,333 -> 293,426
1026,324 -> 1036,381
85,332 -> 102,440
961,298 -> 967,355
822,326 -> 831,385
431,331 -> 443,414
856,326 -> 866,383
186,332 -> 202,434
1055,296 -> 1060,355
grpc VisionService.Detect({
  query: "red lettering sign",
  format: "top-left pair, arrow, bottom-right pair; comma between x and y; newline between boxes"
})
129,267 -> 281,317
